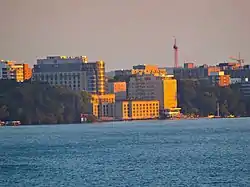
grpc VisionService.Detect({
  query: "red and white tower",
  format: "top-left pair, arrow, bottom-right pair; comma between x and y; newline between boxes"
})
173,37 -> 178,68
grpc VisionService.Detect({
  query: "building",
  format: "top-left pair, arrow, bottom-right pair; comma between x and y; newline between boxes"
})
107,81 -> 127,100
32,56 -> 105,94
128,74 -> 180,116
209,71 -> 230,87
87,93 -> 115,119
10,63 -> 32,82
115,100 -> 159,120
184,62 -> 195,69
239,78 -> 250,97
114,69 -> 132,77
0,62 -> 15,80
174,65 -> 220,80
230,78 -> 242,84
218,62 -> 241,70
0,61 -> 32,82
224,67 -> 250,81
132,64 -> 167,76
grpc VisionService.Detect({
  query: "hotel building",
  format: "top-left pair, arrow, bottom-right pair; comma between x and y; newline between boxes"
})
32,56 -> 105,94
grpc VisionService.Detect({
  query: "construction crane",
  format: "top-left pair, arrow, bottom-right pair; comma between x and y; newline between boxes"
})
173,36 -> 178,68
229,52 -> 244,66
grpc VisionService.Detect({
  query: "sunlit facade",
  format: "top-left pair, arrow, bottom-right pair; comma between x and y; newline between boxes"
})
132,64 -> 167,76
88,93 -> 115,118
0,61 -> 32,82
32,56 -> 105,94
115,100 -> 159,120
128,74 -> 177,109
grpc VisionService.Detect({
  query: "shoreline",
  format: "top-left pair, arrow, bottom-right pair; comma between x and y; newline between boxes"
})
1,116 -> 248,126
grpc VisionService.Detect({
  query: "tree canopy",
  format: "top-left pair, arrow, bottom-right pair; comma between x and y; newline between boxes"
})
0,80 -> 89,124
178,80 -> 249,117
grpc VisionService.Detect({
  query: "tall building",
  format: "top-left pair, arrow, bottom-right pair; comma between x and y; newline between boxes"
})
128,74 -> 180,116
32,56 -> 105,94
107,81 -> 127,100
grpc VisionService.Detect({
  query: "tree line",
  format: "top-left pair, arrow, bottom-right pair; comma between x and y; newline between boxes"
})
178,79 -> 249,117
0,80 -> 89,124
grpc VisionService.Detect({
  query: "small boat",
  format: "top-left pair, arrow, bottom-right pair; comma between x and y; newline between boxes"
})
226,114 -> 235,118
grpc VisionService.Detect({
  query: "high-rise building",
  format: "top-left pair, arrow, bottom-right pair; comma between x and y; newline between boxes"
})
32,56 -> 105,94
128,74 -> 180,116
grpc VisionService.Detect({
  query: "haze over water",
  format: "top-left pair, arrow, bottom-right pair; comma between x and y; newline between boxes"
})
0,118 -> 250,186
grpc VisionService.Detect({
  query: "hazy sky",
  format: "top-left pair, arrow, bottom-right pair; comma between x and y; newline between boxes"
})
0,0 -> 249,70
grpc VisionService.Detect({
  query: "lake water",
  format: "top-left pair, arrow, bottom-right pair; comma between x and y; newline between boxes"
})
0,118 -> 250,186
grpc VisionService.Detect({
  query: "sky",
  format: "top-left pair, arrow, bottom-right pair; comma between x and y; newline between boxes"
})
0,0 -> 250,71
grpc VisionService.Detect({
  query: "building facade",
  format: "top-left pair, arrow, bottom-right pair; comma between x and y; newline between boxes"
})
107,81 -> 127,100
32,56 -> 105,94
87,93 -> 115,119
115,100 -> 159,120
10,63 -> 32,82
132,64 -> 167,76
0,61 -> 32,82
174,66 -> 220,80
0,62 -> 15,80
128,74 -> 178,112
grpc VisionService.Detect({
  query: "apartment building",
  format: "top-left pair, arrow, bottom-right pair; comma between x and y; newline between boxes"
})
107,81 -> 127,100
115,100 -> 159,120
128,74 -> 180,116
32,56 -> 105,94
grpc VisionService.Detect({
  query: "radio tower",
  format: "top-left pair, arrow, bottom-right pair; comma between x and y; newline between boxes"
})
173,36 -> 178,68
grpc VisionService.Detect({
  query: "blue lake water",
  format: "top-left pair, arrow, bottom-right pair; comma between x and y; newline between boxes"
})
0,118 -> 250,186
